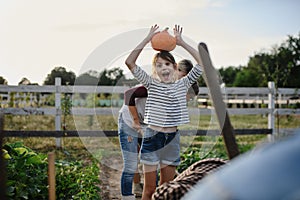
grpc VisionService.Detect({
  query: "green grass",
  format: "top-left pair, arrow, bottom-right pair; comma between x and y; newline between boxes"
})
4,114 -> 300,131
3,114 -> 300,173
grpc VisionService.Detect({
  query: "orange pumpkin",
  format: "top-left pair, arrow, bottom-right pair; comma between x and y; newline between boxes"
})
151,28 -> 176,51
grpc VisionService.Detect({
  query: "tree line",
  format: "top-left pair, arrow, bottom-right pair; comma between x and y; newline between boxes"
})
218,32 -> 300,88
0,32 -> 299,88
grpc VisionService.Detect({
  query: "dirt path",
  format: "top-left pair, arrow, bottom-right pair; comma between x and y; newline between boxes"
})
99,157 -> 122,200
99,156 -> 143,200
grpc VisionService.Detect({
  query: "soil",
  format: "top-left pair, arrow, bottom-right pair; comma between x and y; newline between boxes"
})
99,156 -> 142,200
99,157 -> 122,200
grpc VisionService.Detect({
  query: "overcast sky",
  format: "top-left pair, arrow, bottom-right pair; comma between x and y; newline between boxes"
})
0,0 -> 299,85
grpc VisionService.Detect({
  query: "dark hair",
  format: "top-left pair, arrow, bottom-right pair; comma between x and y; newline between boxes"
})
178,59 -> 193,75
178,59 -> 199,96
152,51 -> 176,66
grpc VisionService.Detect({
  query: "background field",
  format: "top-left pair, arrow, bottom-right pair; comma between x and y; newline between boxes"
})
3,113 -> 299,199
4,114 -> 299,158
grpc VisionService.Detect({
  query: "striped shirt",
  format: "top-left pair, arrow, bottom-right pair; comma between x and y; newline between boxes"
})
132,64 -> 202,127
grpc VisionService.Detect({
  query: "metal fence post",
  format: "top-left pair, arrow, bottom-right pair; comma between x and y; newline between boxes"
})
55,77 -> 62,148
268,81 -> 275,141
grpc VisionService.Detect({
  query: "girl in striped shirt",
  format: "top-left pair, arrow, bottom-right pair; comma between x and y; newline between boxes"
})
125,24 -> 203,200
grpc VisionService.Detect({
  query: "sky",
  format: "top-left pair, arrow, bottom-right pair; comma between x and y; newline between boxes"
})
0,0 -> 299,85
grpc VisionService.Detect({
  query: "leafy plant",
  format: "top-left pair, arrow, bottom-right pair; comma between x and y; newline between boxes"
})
177,136 -> 257,173
4,142 -> 48,200
3,142 -> 101,200
61,94 -> 72,130
55,160 -> 101,200
177,147 -> 201,173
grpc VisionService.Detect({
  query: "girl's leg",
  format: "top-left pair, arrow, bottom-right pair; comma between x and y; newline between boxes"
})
133,172 -> 143,197
159,131 -> 180,185
133,144 -> 141,184
159,164 -> 176,185
133,172 -> 141,183
133,143 -> 143,197
142,164 -> 158,200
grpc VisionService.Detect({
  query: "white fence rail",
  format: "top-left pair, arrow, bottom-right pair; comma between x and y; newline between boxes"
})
0,78 -> 300,144
1,79 -> 300,116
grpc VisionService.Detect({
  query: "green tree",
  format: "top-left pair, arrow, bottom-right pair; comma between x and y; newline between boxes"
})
247,52 -> 273,87
274,33 -> 300,87
246,32 -> 300,88
18,77 -> 31,85
98,69 -> 111,85
43,66 -> 76,85
219,66 -> 242,87
233,69 -> 260,87
108,67 -> 124,85
197,76 -> 206,87
0,76 -> 8,85
98,67 -> 124,86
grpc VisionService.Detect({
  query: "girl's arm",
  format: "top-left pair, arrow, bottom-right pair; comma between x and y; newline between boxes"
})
125,24 -> 160,71
124,86 -> 148,106
173,25 -> 204,67
128,106 -> 142,133
124,86 -> 148,133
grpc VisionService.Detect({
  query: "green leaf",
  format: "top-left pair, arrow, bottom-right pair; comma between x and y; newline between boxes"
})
14,147 -> 28,156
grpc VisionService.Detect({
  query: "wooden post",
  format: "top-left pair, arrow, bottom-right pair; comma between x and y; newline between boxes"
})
0,112 -> 7,200
198,43 -> 239,159
55,77 -> 62,148
48,152 -> 56,200
268,81 -> 275,141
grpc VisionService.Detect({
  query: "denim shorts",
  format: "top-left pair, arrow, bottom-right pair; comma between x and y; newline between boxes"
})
140,127 -> 180,166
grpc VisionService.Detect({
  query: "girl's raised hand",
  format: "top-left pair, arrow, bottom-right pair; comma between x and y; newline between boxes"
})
145,24 -> 160,42
173,24 -> 184,46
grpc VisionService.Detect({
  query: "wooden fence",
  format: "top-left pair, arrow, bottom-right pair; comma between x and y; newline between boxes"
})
1,78 -> 299,147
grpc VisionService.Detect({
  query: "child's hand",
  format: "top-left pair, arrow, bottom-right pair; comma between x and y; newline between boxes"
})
132,121 -> 144,137
145,24 -> 160,43
173,24 -> 184,46
132,120 -> 142,132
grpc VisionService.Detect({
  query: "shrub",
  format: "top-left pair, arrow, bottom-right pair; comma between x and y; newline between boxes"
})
3,142 -> 101,200
177,136 -> 257,173
4,142 -> 48,199
55,160 -> 101,200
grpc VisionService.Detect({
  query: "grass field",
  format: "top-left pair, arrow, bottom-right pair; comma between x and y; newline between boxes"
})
2,113 -> 299,199
3,114 -> 299,160
4,113 -> 300,131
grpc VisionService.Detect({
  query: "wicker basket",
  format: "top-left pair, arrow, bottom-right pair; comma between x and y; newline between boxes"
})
151,158 -> 227,200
